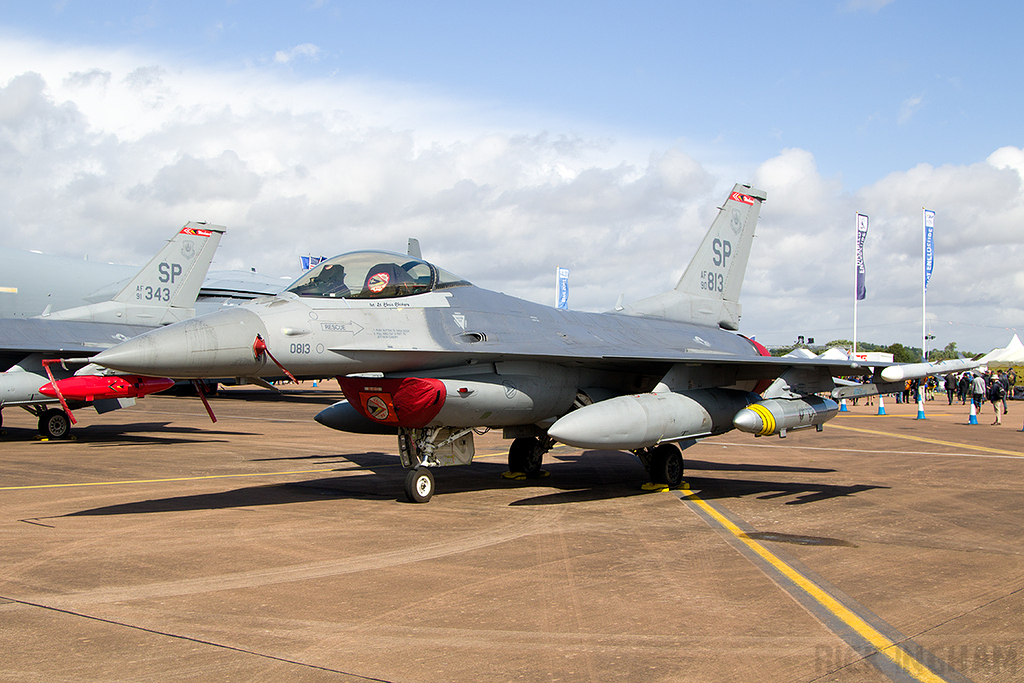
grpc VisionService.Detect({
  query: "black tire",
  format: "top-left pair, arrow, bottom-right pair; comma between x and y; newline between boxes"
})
508,437 -> 543,477
39,409 -> 71,440
649,444 -> 684,487
404,467 -> 434,503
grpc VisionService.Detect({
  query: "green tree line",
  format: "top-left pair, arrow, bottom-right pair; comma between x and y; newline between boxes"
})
770,340 -> 974,362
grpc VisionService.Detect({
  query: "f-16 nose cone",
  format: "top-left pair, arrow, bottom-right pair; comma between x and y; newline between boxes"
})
93,307 -> 269,379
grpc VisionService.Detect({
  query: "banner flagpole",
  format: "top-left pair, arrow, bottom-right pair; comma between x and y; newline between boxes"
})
556,267 -> 569,310
923,209 -> 935,361
854,213 -> 868,357
854,213 -> 858,357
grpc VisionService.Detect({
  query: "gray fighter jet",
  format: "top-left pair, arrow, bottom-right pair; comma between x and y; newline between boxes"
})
92,184 -> 892,502
0,223 -> 223,438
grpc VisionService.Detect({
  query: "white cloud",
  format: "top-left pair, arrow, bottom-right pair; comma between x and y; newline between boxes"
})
273,43 -> 323,64
0,36 -> 1020,353
739,146 -> 1024,352
898,94 -> 923,124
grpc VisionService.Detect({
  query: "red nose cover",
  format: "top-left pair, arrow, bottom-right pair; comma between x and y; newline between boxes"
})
336,377 -> 446,427
39,375 -> 175,401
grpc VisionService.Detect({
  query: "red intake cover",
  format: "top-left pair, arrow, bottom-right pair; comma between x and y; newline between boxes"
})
740,335 -> 775,395
40,375 -> 175,401
336,377 -> 446,428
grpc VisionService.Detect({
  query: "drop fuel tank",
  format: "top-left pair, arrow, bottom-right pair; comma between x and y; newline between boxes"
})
547,388 -> 759,451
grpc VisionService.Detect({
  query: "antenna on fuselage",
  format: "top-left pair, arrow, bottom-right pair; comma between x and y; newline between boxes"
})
407,238 -> 422,259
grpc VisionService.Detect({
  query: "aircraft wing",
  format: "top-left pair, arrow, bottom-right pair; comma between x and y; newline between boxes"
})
0,318 -> 152,371
601,352 -> 872,371
321,342 -> 877,380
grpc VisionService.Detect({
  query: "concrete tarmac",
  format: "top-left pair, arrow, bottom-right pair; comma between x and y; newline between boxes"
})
1,389 -> 1022,682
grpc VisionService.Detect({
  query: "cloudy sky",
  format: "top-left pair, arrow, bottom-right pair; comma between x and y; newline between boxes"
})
0,1 -> 1022,353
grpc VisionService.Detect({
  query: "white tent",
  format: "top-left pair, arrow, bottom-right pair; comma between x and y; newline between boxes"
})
979,334 -> 1024,368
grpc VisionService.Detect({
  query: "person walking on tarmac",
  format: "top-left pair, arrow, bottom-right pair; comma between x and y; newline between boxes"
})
988,375 -> 1005,425
958,372 -> 971,404
944,373 -> 956,405
971,372 -> 987,413
999,370 -> 1010,415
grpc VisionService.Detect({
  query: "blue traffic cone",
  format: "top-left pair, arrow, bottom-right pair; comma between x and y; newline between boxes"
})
916,396 -> 926,420
877,395 -> 886,416
840,399 -> 848,412
969,401 -> 978,425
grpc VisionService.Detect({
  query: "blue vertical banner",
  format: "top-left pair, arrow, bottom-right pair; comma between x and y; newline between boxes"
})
556,267 -> 569,310
855,213 -> 869,300
300,255 -> 326,270
923,209 -> 935,290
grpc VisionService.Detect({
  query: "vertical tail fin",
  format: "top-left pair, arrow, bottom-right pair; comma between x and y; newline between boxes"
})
617,184 -> 766,330
111,222 -> 224,310
42,222 -> 225,326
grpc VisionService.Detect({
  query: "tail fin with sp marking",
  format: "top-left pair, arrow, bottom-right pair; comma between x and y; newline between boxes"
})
40,222 -> 225,326
616,184 -> 766,330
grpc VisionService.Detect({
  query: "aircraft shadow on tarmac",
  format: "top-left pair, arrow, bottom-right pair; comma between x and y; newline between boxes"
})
2,421 -> 255,445
497,450 -> 883,506
62,481 -> 372,517
63,449 -> 884,517
62,451 -> 643,516
507,452 -> 876,506
677,477 -> 888,506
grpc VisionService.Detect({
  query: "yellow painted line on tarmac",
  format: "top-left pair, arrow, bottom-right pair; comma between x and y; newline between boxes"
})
682,488 -> 949,683
830,423 -> 1024,458
0,468 -> 346,491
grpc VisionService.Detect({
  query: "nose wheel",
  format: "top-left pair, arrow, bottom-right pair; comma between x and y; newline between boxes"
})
648,443 -> 684,488
39,408 -> 71,440
404,467 -> 435,503
508,436 -> 550,477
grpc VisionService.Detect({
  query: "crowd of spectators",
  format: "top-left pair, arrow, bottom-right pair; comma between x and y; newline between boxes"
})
885,368 -> 1016,425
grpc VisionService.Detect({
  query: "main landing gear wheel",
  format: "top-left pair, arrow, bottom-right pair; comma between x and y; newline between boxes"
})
404,467 -> 434,504
649,443 -> 684,488
508,437 -> 544,477
39,408 -> 71,440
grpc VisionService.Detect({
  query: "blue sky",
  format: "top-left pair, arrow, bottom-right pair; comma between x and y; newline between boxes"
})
0,1 -> 1022,352
7,0 -> 1019,188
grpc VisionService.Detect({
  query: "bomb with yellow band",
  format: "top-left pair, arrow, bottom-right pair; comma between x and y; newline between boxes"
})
732,396 -> 839,437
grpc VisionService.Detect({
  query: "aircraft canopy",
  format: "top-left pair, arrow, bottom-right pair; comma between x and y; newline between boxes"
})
285,250 -> 469,300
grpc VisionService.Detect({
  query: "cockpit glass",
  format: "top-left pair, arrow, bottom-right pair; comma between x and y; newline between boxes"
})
284,251 -> 469,299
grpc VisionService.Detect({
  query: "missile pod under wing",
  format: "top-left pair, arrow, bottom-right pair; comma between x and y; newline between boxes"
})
732,396 -> 838,437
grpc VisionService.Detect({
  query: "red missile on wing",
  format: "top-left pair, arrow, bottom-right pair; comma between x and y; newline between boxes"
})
39,375 -> 175,402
